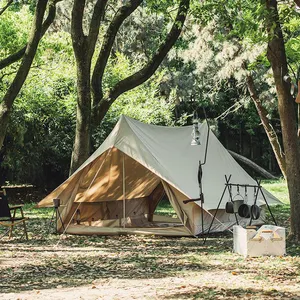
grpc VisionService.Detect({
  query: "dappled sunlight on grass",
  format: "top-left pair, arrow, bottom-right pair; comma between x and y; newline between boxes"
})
262,179 -> 289,204
0,179 -> 299,299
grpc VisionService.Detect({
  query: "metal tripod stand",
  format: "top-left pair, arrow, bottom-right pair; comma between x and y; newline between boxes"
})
48,198 -> 65,234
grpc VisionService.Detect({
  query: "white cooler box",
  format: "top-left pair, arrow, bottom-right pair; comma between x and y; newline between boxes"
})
233,225 -> 286,257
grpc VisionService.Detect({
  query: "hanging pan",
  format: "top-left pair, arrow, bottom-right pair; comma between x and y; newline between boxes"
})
238,185 -> 251,218
238,203 -> 251,218
249,186 -> 261,220
251,204 -> 261,220
226,186 -> 244,214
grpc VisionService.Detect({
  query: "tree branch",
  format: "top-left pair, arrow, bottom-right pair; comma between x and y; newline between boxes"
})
295,0 -> 300,7
0,0 -> 13,16
246,72 -> 286,178
87,0 -> 108,60
228,150 -> 277,179
1,0 -> 49,110
0,68 -> 18,81
93,0 -> 190,123
71,0 -> 86,55
0,0 -> 62,70
91,0 -> 143,106
0,0 -> 51,150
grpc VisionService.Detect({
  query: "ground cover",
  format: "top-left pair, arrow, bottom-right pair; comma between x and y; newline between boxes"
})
0,180 -> 299,299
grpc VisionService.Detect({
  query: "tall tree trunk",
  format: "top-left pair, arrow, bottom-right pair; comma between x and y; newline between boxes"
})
0,0 -> 51,150
69,58 -> 91,175
266,0 -> 300,241
69,0 -> 108,174
246,73 -> 287,178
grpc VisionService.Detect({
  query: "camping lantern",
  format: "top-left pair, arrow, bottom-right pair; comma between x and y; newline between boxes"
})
191,111 -> 201,146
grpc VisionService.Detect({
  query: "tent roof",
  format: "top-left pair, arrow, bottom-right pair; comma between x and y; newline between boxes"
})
70,115 -> 280,210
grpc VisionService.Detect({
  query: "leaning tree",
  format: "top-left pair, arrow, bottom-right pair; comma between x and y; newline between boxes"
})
0,0 -> 61,149
265,0 -> 300,241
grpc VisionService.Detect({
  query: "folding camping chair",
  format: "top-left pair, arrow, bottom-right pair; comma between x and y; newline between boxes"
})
0,189 -> 28,240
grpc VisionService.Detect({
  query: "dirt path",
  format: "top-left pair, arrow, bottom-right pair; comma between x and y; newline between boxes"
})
0,220 -> 299,300
1,247 -> 300,300
2,273 -> 300,300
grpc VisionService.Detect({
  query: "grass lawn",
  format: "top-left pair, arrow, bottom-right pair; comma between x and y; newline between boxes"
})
0,180 -> 299,299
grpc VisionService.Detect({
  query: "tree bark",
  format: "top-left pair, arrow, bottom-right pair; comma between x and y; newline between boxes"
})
228,150 -> 277,180
69,0 -> 108,175
69,57 -> 92,175
266,0 -> 300,241
69,0 -> 91,175
246,73 -> 287,178
0,0 -> 56,150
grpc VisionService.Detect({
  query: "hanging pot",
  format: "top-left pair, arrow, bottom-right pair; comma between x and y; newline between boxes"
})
233,199 -> 244,213
225,201 -> 234,214
238,204 -> 251,218
225,199 -> 244,214
251,204 -> 261,220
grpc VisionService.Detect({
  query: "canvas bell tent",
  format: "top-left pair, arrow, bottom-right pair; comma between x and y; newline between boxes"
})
37,115 -> 281,236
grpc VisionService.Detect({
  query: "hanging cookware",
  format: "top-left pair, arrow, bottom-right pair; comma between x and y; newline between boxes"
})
238,186 -> 250,218
233,198 -> 244,213
251,204 -> 261,220
238,204 -> 251,218
225,201 -> 234,214
225,197 -> 244,214
226,185 -> 244,214
225,185 -> 234,213
250,186 -> 260,220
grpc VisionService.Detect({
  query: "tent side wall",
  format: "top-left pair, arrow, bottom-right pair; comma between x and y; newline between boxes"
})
38,149 -> 112,231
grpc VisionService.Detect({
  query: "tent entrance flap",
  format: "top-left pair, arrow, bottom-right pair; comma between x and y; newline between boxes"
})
62,182 -> 185,232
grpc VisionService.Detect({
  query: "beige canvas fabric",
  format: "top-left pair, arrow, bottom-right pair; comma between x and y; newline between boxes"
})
38,115 -> 281,236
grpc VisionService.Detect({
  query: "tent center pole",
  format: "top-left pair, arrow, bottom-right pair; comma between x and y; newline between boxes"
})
122,152 -> 126,228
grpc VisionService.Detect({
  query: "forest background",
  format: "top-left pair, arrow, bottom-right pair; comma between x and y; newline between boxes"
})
0,0 -> 299,193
